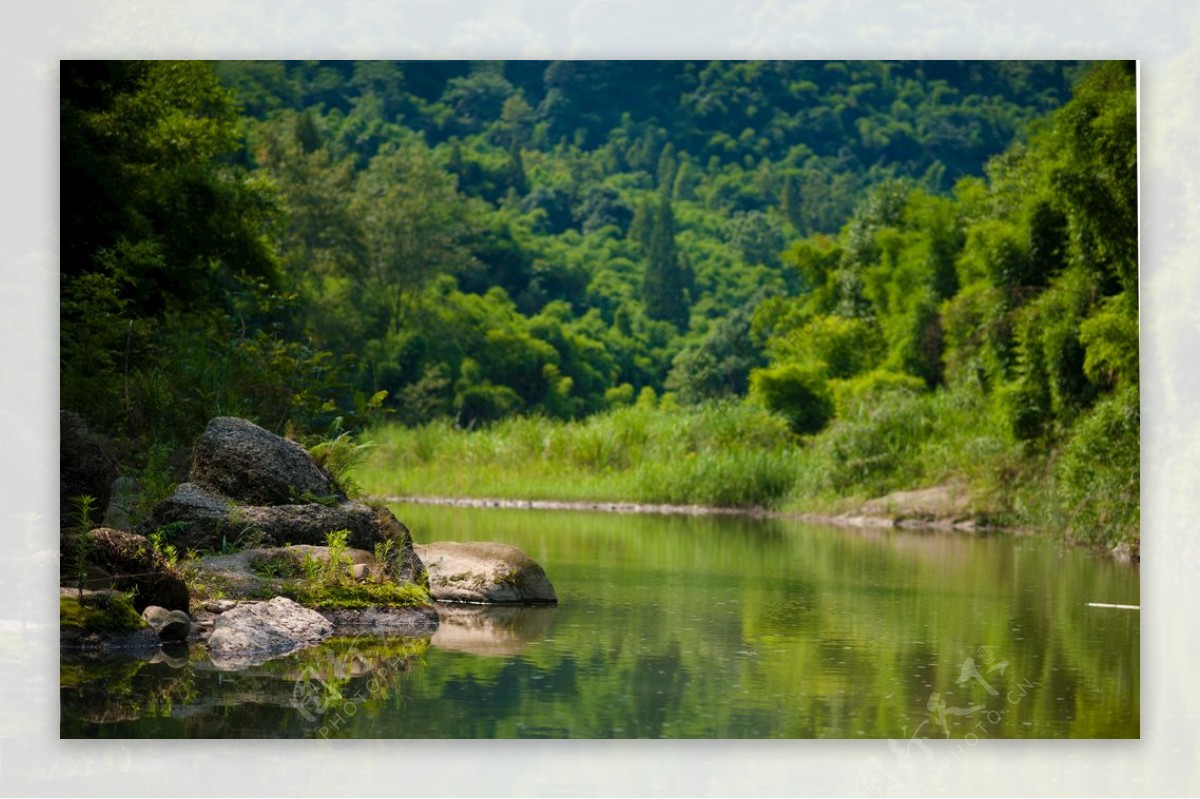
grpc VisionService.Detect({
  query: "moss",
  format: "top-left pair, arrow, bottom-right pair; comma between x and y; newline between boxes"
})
273,580 -> 432,610
60,594 -> 147,633
495,569 -> 522,589
248,551 -> 308,579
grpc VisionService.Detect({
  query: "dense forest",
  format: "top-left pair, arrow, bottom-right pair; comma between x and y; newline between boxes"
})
60,60 -> 1138,548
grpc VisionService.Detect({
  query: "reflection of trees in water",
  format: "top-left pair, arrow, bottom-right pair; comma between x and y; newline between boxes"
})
626,641 -> 688,738
61,648 -> 198,730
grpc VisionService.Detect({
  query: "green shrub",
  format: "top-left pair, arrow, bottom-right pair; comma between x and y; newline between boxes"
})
828,369 -> 926,417
749,363 -> 834,435
1053,384 -> 1139,545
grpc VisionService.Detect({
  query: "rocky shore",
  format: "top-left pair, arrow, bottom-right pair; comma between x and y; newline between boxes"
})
60,414 -> 558,667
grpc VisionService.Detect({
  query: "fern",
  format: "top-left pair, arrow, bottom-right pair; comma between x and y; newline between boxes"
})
309,417 -> 374,498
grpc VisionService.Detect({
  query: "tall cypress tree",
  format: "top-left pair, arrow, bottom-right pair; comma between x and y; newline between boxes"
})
506,137 -> 529,196
642,188 -> 689,329
781,173 -> 802,233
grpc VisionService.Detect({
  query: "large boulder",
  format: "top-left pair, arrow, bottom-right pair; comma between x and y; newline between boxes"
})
139,417 -> 426,586
206,597 -> 333,669
71,528 -> 189,613
141,484 -> 425,585
190,417 -> 337,506
415,542 -> 557,605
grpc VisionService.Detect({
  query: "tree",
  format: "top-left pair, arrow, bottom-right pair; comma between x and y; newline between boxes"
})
353,142 -> 478,335
505,137 -> 529,196
61,60 -> 279,315
641,189 -> 689,329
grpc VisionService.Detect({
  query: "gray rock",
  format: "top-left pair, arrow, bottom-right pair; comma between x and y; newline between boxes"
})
141,484 -> 425,585
141,605 -> 171,627
415,542 -> 557,605
102,475 -> 140,531
142,605 -> 191,641
190,416 -> 337,506
207,597 -> 333,669
204,599 -> 238,614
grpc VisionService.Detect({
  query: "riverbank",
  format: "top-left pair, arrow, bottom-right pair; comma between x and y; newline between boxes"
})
360,395 -> 1140,554
375,485 -> 996,533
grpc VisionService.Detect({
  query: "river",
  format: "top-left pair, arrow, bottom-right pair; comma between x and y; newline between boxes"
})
60,503 -> 1139,738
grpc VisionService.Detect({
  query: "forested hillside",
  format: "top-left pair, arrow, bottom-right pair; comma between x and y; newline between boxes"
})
60,60 -> 1137,547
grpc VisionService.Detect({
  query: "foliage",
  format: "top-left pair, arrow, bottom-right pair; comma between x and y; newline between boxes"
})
749,364 -> 834,435
827,369 -> 927,417
251,529 -> 434,609
308,417 -> 375,498
60,59 -> 1137,548
1052,385 -> 1139,545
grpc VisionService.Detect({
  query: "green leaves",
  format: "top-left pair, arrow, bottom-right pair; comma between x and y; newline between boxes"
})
749,363 -> 834,435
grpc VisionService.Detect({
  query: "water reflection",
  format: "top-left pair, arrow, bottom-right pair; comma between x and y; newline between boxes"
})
60,510 -> 1139,739
430,604 -> 558,657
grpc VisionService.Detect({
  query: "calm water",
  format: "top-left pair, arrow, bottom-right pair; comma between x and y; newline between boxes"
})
60,505 -> 1139,738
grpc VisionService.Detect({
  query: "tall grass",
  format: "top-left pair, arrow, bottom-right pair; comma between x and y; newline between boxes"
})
359,386 -> 1138,547
362,403 -> 801,509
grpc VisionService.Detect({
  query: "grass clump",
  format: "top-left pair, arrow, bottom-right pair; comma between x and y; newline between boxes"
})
248,529 -> 433,610
309,417 -> 374,498
362,402 -> 799,509
277,580 -> 432,611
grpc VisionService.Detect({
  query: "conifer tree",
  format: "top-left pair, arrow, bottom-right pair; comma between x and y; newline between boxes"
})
642,188 -> 689,329
506,137 -> 529,196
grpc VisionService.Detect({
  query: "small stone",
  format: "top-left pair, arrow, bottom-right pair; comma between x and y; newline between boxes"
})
204,599 -> 238,614
350,563 -> 370,581
142,605 -> 191,641
160,610 -> 192,641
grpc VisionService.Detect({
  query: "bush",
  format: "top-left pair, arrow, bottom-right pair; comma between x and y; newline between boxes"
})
749,363 -> 834,435
1053,384 -> 1139,546
828,369 -> 926,417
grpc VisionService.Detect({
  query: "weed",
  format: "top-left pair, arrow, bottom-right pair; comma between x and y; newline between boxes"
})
68,494 -> 97,601
148,529 -> 179,568
309,417 -> 374,498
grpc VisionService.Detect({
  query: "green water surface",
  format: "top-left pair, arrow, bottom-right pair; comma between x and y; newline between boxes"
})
60,505 -> 1139,738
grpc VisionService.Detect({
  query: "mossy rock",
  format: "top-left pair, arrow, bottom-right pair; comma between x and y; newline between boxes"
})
60,590 -> 147,633
60,589 -> 160,655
